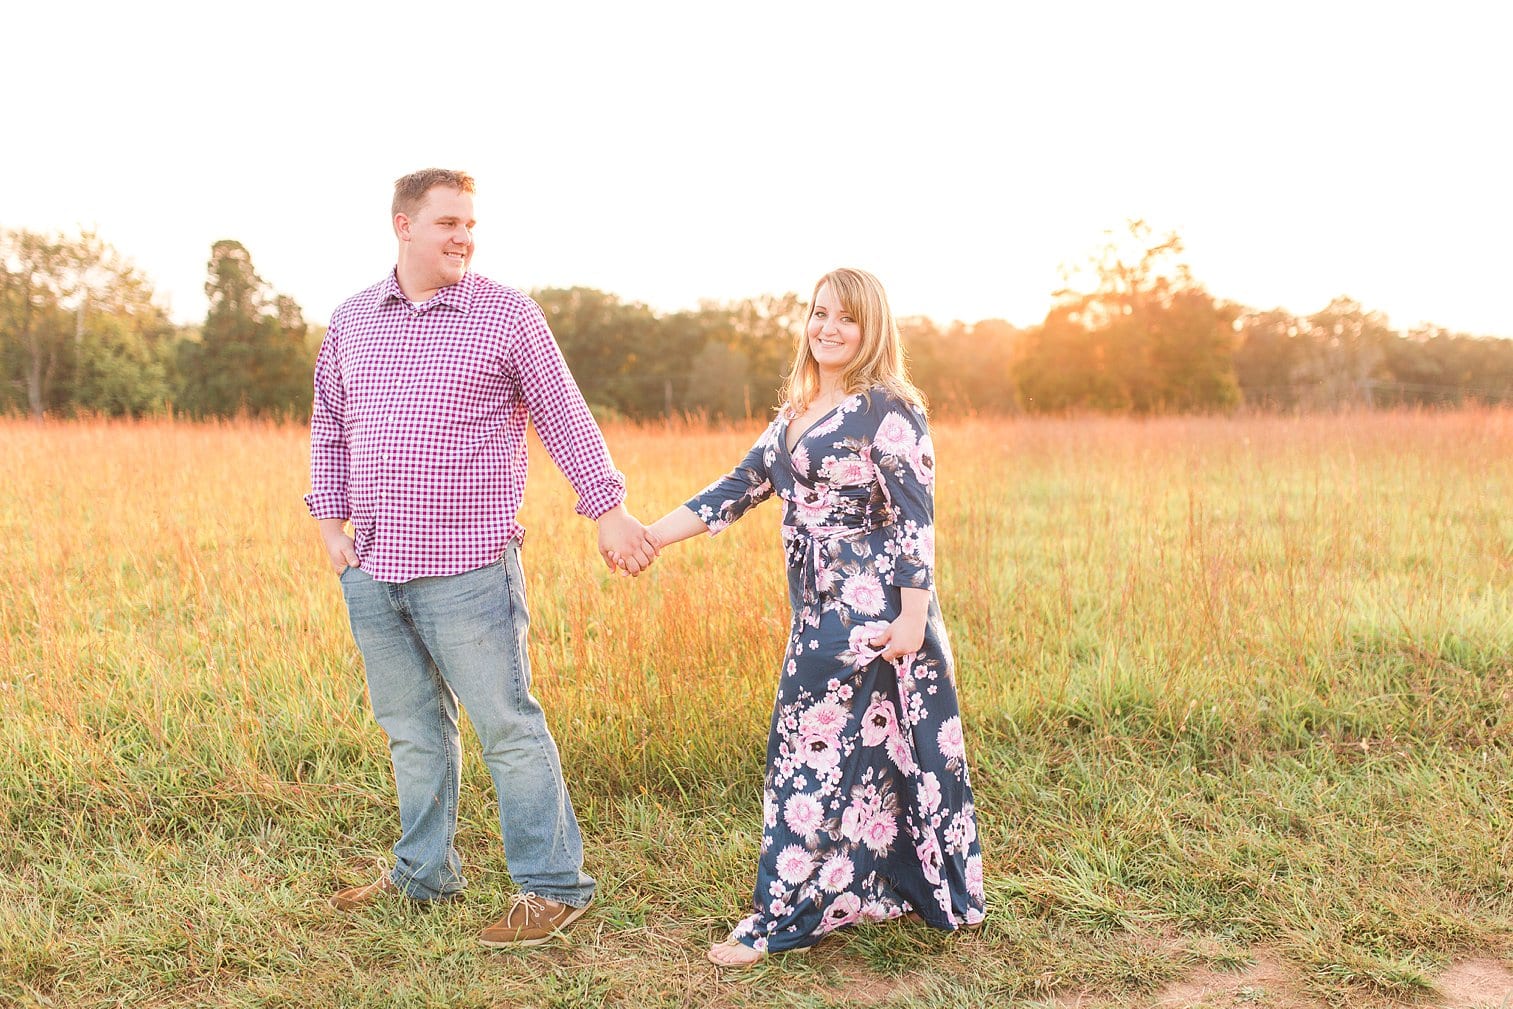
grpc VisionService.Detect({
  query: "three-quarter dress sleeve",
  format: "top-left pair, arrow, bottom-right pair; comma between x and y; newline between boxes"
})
866,394 -> 937,590
684,420 -> 780,534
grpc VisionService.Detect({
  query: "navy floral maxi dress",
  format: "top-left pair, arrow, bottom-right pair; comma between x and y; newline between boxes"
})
686,387 -> 986,953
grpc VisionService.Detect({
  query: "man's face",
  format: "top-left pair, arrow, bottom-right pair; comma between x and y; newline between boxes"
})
396,186 -> 475,292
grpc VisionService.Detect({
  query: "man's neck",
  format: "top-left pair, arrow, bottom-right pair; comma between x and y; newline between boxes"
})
394,264 -> 449,304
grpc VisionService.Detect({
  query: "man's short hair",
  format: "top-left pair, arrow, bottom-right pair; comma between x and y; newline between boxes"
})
392,168 -> 476,220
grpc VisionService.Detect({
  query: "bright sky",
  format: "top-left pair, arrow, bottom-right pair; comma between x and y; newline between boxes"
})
5,1 -> 1509,336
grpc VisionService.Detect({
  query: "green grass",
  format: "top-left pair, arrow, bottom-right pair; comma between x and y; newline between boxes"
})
0,410 -> 1510,1007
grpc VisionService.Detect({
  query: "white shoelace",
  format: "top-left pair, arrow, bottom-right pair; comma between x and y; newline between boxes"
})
507,891 -> 549,924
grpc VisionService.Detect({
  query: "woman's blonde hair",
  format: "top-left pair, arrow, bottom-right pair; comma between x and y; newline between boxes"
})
783,267 -> 925,415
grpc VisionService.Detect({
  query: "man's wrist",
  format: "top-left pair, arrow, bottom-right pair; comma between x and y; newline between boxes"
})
594,503 -> 630,525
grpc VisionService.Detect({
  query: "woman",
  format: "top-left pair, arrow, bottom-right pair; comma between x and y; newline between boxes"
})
641,268 -> 986,966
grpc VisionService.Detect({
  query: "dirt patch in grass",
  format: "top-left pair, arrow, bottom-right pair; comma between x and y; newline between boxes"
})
1145,955 -> 1316,1009
1044,953 -> 1513,1009
1435,959 -> 1513,1009
819,970 -> 918,1006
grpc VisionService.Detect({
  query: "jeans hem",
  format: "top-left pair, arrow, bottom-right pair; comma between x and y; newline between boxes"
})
521,887 -> 595,909
389,871 -> 464,903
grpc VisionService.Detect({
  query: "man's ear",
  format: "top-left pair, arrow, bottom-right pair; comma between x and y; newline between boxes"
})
394,213 -> 411,242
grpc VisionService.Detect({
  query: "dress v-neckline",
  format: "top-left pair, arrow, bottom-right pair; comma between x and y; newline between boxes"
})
783,395 -> 851,455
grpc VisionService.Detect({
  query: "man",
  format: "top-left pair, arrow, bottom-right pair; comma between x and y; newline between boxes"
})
306,168 -> 655,947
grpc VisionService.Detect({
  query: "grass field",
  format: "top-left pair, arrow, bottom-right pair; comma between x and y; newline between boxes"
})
1,410 -> 1510,1009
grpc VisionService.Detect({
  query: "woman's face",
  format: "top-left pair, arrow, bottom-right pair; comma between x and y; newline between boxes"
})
805,283 -> 863,380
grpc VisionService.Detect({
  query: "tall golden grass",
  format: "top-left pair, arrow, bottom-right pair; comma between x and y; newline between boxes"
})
0,410 -> 1509,1008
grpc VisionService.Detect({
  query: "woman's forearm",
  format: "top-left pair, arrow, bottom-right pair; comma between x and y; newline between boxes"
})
899,587 -> 930,621
647,505 -> 710,549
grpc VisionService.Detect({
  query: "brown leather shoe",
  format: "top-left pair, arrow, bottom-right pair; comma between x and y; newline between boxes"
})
328,875 -> 461,911
478,892 -> 592,948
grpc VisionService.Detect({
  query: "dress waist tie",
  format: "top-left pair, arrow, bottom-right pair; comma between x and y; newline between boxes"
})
788,519 -> 887,607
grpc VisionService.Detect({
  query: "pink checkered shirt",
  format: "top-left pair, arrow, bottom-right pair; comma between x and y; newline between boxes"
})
305,269 -> 626,582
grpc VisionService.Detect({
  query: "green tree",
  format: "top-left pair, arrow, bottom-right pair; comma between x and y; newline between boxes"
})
677,293 -> 802,419
177,240 -> 312,417
1015,221 -> 1238,413
1234,309 -> 1308,408
685,341 -> 751,418
1,228 -> 172,418
534,287 -> 662,417
907,317 -> 1020,414
0,230 -> 74,417
71,263 -> 175,416
1296,297 -> 1392,408
723,292 -> 803,411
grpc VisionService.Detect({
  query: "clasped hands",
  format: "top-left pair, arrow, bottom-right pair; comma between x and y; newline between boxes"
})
596,504 -> 659,576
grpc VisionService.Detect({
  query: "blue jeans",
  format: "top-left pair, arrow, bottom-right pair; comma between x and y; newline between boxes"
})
339,542 -> 595,907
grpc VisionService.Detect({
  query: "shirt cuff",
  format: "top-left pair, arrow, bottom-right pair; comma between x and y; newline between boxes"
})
575,473 -> 628,520
304,490 -> 350,520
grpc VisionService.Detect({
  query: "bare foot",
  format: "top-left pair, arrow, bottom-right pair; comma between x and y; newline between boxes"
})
708,938 -> 764,967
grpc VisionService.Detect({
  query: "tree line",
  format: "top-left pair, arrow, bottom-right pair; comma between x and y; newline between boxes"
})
4,222 -> 1510,421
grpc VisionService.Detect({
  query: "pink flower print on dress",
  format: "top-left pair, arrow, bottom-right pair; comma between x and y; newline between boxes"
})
873,412 -> 917,456
775,844 -> 816,884
910,433 -> 936,487
799,730 -> 841,771
840,572 -> 887,616
916,524 -> 936,567
919,771 -> 942,815
815,561 -> 842,598
937,716 -> 965,760
839,795 -> 875,844
860,814 -> 898,855
817,852 -> 855,893
966,854 -> 985,901
810,405 -> 850,439
818,891 -> 863,933
795,488 -> 831,526
957,808 -> 978,848
821,454 -> 871,486
916,831 -> 944,886
799,700 -> 848,740
783,792 -> 824,837
885,732 -> 919,774
790,442 -> 810,477
846,621 -> 891,668
860,695 -> 899,747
